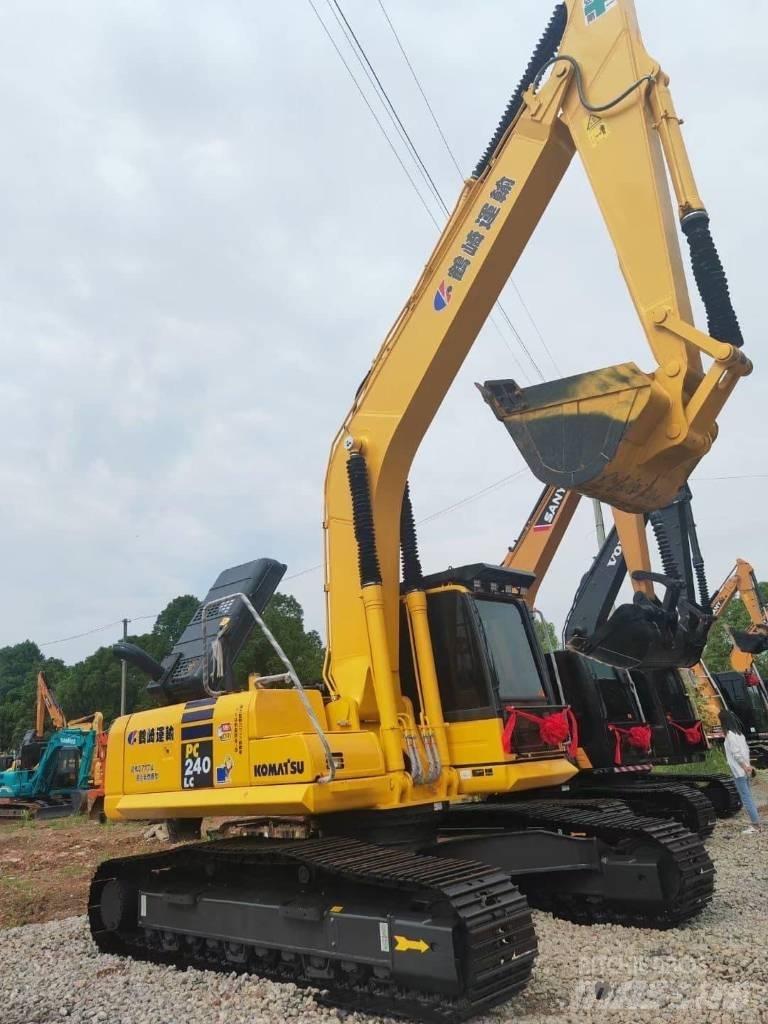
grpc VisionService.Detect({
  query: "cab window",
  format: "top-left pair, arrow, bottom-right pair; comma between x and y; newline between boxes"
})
474,598 -> 546,704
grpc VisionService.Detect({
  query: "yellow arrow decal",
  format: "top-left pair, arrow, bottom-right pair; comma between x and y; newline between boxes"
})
394,935 -> 430,954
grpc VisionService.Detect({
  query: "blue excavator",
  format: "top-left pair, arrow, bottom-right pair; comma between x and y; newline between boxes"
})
0,671 -> 106,819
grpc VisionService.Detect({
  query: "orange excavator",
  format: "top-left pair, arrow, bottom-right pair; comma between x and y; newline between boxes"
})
691,561 -> 768,765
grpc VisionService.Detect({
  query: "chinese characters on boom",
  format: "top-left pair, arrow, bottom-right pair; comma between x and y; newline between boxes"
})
433,177 -> 516,311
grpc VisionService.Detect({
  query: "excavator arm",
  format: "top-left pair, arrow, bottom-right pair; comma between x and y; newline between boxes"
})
480,2 -> 748,513
324,0 -> 749,729
709,560 -> 768,672
561,487 -> 712,669
35,671 -> 67,738
502,483 -> 711,669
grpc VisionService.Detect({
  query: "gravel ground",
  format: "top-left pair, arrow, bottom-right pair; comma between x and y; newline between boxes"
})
1,817 -> 766,1024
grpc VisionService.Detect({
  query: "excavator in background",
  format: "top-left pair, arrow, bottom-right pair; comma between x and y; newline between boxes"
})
89,3 -> 748,1018
690,560 -> 768,766
0,671 -> 106,820
502,484 -> 738,831
560,490 -> 768,773
560,485 -> 743,816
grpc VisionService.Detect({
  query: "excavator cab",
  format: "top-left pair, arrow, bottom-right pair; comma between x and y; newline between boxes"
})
630,667 -> 708,762
548,649 -> 653,769
398,565 -> 575,763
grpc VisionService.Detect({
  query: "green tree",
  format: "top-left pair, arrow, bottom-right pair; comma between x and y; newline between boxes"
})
0,641 -> 49,749
0,591 -> 323,750
151,595 -> 199,650
234,593 -> 324,687
702,582 -> 768,675
533,615 -> 559,654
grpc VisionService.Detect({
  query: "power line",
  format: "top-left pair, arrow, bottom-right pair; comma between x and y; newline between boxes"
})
41,468 -> 768,646
417,468 -> 529,524
307,0 -> 538,383
326,0 -> 445,214
39,612 -> 159,649
694,473 -> 768,482
374,0 -> 550,381
375,0 -> 464,181
40,619 -> 125,647
305,0 -> 442,232
286,467 -> 530,579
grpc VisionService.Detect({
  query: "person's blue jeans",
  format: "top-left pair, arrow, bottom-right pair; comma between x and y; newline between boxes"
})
733,774 -> 761,825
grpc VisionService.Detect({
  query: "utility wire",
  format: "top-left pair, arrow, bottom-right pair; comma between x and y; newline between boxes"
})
375,0 -> 464,180
36,469 -> 768,645
307,0 -> 538,383
40,613 -> 164,649
40,619 -> 125,647
327,0 -> 446,213
375,0 -> 553,380
305,0 -> 442,232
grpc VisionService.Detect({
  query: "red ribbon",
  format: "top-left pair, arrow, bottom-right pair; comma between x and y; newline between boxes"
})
502,706 -> 579,758
745,671 -> 760,688
668,719 -> 704,745
607,723 -> 653,765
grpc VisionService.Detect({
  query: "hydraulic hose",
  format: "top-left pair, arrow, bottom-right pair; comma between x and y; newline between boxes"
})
346,452 -> 382,587
648,512 -> 680,580
684,500 -> 712,613
400,482 -> 424,591
681,210 -> 743,347
472,4 -> 566,179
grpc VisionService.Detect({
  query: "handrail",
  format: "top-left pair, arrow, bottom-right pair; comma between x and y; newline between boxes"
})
201,592 -> 335,784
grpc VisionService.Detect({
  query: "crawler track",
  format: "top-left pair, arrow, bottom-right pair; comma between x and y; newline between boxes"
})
446,800 -> 715,929
89,837 -> 536,1023
570,779 -> 717,836
644,773 -> 742,818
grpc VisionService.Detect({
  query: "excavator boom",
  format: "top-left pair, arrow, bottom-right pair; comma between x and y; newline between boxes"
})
325,0 -> 749,720
35,671 -> 67,737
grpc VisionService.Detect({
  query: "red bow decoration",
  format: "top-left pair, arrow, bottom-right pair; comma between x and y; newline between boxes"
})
745,671 -> 760,687
607,723 -> 653,765
502,706 -> 579,758
668,719 -> 704,745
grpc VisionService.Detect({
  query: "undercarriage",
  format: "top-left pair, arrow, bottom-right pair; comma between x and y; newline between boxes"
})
89,797 -> 715,1022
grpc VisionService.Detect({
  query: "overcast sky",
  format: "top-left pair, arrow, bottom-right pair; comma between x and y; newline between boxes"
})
0,1 -> 764,663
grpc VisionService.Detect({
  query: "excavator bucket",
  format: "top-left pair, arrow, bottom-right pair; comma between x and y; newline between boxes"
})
479,366 -> 702,514
731,629 -> 768,656
566,576 -> 712,672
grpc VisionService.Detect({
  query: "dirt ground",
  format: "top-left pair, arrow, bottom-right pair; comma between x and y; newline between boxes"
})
0,818 -> 157,928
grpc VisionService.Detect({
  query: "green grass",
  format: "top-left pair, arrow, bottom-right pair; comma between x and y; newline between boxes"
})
653,747 -> 729,776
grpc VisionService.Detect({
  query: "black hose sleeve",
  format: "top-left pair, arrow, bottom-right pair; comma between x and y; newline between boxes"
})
400,482 -> 424,591
683,499 -> 711,612
472,4 -> 567,180
681,210 -> 743,348
347,452 -> 382,587
649,512 -> 680,580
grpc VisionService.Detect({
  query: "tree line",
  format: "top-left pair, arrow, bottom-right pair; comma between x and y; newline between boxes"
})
0,593 -> 324,751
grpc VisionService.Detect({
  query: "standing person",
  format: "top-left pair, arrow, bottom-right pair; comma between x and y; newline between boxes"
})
720,709 -> 762,833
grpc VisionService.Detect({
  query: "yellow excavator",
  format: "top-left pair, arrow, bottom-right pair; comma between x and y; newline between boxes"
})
690,560 -> 768,764
89,2 -> 749,1018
